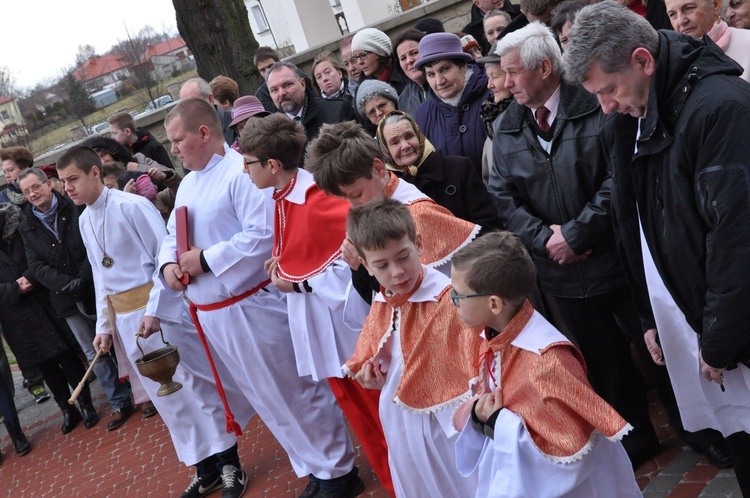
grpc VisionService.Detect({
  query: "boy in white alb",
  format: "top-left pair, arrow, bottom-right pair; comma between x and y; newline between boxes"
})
159,99 -> 359,498
344,197 -> 485,498
450,232 -> 640,497
239,114 -> 388,496
56,146 -> 255,498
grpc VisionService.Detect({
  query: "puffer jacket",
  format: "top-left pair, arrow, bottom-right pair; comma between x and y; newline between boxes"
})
603,31 -> 750,369
415,66 -> 490,176
489,81 -> 625,298
0,204 -> 77,369
19,192 -> 94,318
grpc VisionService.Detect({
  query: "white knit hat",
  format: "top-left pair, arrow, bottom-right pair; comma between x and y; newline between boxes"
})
351,28 -> 393,57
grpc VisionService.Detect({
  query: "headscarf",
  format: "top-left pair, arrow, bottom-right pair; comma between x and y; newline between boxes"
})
375,110 -> 436,177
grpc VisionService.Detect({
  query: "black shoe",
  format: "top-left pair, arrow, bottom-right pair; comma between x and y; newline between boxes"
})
4,419 -> 31,456
220,464 -> 248,498
80,403 -> 99,429
315,467 -> 365,498
107,405 -> 134,431
299,478 -> 320,498
181,473 -> 222,498
691,439 -> 733,469
141,400 -> 158,419
61,406 -> 82,434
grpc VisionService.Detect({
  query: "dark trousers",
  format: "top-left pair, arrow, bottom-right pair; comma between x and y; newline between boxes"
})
727,431 -> 750,496
545,287 -> 657,452
36,350 -> 91,411
0,367 -> 21,426
195,443 -> 241,479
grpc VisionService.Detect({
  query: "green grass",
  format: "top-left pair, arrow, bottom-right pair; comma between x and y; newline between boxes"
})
29,69 -> 198,156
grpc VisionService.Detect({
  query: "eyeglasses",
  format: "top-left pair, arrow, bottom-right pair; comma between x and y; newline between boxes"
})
22,183 -> 47,196
449,288 -> 492,306
242,158 -> 263,169
351,51 -> 372,63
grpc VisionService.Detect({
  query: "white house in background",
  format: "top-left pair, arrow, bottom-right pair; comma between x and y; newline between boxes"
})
244,0 -> 429,54
140,37 -> 194,81
0,97 -> 28,147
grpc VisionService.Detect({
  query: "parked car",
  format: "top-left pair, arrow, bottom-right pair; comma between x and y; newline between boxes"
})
90,121 -> 110,135
145,95 -> 174,112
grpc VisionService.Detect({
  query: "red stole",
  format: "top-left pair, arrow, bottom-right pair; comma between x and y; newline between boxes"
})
273,171 -> 350,282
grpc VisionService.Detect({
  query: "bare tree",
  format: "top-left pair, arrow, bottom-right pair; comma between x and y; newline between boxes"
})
0,66 -> 18,98
75,44 -> 97,67
172,0 -> 262,95
117,25 -> 166,110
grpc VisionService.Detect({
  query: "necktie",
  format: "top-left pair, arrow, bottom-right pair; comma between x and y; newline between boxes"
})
535,106 -> 551,133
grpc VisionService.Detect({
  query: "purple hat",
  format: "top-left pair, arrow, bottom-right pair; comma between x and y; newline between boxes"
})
230,96 -> 269,128
414,33 -> 472,70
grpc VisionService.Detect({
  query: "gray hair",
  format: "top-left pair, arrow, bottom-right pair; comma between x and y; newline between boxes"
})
267,61 -> 307,81
183,78 -> 213,99
564,1 -> 659,84
17,167 -> 48,185
495,21 -> 562,74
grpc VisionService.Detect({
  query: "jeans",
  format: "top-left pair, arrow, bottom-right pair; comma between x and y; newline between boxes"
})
0,366 -> 20,426
65,311 -> 132,410
0,338 -> 14,398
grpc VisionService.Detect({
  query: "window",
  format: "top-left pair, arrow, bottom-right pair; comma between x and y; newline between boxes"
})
0,111 -> 9,121
251,4 -> 270,33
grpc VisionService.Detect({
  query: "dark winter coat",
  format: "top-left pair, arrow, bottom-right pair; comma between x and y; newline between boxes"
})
256,82 -> 276,114
19,192 -> 94,318
488,81 -> 625,298
131,128 -> 174,170
394,150 -> 501,231
215,105 -> 236,146
0,204 -> 76,369
602,31 -> 750,369
301,94 -> 356,145
415,66 -> 490,177
398,81 -> 428,118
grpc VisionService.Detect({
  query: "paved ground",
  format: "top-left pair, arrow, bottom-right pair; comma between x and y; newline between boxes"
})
0,367 -> 742,497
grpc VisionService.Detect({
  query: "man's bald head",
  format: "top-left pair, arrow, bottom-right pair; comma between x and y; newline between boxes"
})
180,78 -> 215,104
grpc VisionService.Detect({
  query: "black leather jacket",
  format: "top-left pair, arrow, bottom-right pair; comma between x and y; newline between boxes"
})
489,81 -> 625,298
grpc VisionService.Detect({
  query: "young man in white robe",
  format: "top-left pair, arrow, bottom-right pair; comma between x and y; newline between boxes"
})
56,145 -> 255,498
159,98 -> 361,498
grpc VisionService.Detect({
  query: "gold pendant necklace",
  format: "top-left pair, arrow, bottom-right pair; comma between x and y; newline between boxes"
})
89,189 -> 114,268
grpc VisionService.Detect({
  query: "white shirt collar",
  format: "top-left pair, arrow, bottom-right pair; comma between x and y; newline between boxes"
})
533,84 -> 561,128
373,265 -> 449,303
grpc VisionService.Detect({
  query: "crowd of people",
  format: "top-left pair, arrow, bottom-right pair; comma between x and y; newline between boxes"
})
1,0 -> 750,496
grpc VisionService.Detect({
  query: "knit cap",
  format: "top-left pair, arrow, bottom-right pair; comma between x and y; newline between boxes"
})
460,35 -> 480,54
355,79 -> 399,117
351,28 -> 393,57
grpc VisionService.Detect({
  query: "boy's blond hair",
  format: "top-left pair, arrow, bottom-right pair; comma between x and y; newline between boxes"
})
347,197 -> 416,260
452,231 -> 536,304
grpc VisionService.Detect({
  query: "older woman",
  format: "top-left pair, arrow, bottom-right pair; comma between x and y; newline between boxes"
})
414,32 -> 490,175
376,110 -> 501,230
665,0 -> 750,81
392,29 -> 427,117
311,51 -> 353,104
355,80 -> 399,133
478,42 -> 514,184
727,0 -> 750,28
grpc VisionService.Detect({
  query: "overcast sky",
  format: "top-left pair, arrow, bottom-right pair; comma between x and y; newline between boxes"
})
2,0 -> 178,90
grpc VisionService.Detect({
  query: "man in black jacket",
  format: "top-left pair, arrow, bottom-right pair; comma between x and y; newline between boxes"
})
489,22 -> 660,469
266,62 -> 356,148
108,112 -> 175,169
565,2 -> 750,491
17,168 -> 135,431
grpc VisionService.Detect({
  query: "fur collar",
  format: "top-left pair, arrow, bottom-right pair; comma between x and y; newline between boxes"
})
0,203 -> 21,243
